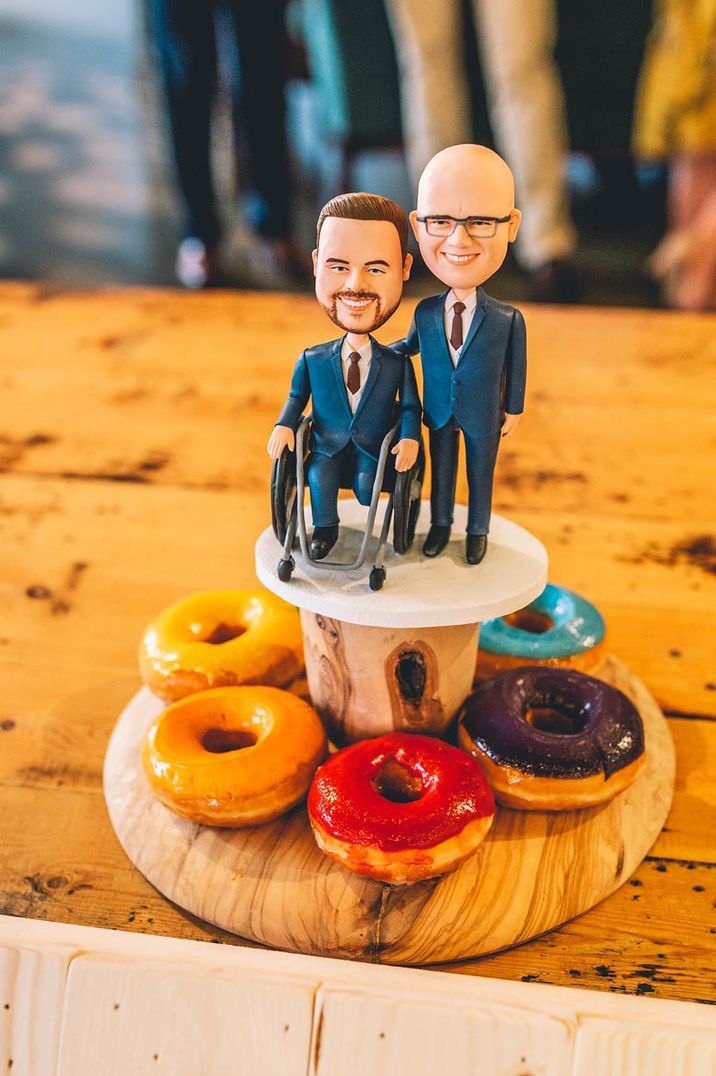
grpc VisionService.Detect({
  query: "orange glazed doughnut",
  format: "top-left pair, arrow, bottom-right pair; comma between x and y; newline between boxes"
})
308,733 -> 495,885
142,685 -> 327,827
139,589 -> 303,701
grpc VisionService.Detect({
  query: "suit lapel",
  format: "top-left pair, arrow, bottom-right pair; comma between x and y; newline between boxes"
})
330,337 -> 353,421
456,289 -> 487,365
426,290 -> 453,372
352,338 -> 381,422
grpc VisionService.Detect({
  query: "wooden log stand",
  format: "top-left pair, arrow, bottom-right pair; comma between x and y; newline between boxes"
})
104,502 -> 675,963
299,613 -> 479,744
256,501 -> 548,743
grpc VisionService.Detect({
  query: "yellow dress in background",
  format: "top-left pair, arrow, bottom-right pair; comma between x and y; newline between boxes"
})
634,0 -> 716,158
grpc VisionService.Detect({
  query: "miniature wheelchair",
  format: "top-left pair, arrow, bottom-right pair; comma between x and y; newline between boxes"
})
271,415 -> 425,591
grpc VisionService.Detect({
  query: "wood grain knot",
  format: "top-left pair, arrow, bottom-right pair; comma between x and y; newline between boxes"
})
394,650 -> 426,707
386,640 -> 443,731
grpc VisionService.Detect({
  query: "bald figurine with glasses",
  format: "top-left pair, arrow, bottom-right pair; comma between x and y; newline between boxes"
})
397,144 -> 527,565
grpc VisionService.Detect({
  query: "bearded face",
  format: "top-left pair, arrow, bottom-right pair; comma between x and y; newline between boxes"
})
313,217 -> 411,337
320,284 -> 402,334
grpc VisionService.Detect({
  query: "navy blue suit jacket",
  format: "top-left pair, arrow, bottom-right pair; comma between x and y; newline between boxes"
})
276,336 -> 421,460
399,288 -> 526,438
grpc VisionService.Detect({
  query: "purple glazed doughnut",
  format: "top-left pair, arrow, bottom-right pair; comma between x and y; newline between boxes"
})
457,667 -> 645,811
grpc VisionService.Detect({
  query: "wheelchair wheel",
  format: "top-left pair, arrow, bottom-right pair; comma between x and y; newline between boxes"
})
392,442 -> 425,554
270,447 -> 297,546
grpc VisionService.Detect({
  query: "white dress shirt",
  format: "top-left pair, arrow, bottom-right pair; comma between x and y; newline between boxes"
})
341,337 -> 372,413
443,289 -> 478,367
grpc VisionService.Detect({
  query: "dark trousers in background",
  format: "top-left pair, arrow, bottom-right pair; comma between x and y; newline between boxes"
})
429,421 -> 501,535
147,0 -> 291,245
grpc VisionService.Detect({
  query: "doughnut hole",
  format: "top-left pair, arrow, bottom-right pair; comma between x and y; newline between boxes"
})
372,759 -> 424,803
524,691 -> 590,735
202,622 -> 247,645
503,609 -> 554,634
200,728 -> 257,753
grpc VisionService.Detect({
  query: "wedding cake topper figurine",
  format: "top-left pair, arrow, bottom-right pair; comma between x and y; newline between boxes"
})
397,143 -> 527,565
267,193 -> 420,562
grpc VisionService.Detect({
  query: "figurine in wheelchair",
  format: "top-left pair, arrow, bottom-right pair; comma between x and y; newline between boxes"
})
267,192 -> 423,591
271,413 -> 424,590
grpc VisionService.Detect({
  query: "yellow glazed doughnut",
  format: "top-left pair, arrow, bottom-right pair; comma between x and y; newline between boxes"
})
142,685 -> 327,827
139,589 -> 303,701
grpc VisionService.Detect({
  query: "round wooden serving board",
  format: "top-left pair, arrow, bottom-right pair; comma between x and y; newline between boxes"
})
104,656 -> 675,965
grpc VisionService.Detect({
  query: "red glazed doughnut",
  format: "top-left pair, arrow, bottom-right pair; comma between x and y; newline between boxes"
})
308,732 -> 495,885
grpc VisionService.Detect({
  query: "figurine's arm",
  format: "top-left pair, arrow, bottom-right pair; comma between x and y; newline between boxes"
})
502,308 -> 527,437
501,412 -> 521,438
390,314 -> 420,358
267,425 -> 294,458
391,355 -> 422,471
392,437 -> 419,471
267,351 -> 310,459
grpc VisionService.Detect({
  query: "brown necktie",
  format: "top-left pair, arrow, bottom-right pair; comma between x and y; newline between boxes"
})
450,301 -> 466,350
347,351 -> 361,394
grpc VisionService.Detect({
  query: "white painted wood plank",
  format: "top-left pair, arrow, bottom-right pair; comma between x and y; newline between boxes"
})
3,915 -> 716,1076
0,942 -> 70,1076
572,1018 -> 716,1076
57,954 -> 315,1076
311,987 -> 574,1076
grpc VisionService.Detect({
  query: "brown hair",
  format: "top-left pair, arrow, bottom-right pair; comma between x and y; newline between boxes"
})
316,193 -> 409,258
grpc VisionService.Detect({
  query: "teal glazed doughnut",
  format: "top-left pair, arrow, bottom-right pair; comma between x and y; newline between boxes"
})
476,584 -> 606,680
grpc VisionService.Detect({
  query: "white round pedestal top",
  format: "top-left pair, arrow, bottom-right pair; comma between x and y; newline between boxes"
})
255,500 -> 547,628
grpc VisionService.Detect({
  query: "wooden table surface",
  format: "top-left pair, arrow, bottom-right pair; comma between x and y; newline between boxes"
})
0,281 -> 714,1004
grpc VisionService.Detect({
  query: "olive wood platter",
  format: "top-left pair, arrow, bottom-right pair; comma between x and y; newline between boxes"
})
104,655 -> 675,965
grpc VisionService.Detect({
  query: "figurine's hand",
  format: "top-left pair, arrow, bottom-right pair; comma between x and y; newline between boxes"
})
267,425 -> 295,459
392,438 -> 419,472
501,413 -> 522,438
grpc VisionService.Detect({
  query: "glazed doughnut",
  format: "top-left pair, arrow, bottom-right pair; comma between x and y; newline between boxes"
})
142,685 -> 327,826
476,583 -> 606,680
458,667 -> 645,811
139,589 -> 303,701
308,732 -> 495,885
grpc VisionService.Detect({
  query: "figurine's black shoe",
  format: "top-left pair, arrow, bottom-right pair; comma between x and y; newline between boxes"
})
466,533 -> 488,565
422,524 -> 451,558
310,525 -> 339,560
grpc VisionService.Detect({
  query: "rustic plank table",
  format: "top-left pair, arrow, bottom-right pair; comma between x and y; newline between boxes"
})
0,281 -> 714,1004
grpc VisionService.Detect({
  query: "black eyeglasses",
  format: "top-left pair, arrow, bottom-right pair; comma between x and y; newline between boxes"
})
416,214 -> 512,238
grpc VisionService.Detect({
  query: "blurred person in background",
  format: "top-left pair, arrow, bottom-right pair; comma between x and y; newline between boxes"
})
385,0 -> 578,302
147,0 -> 298,287
634,0 -> 716,311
